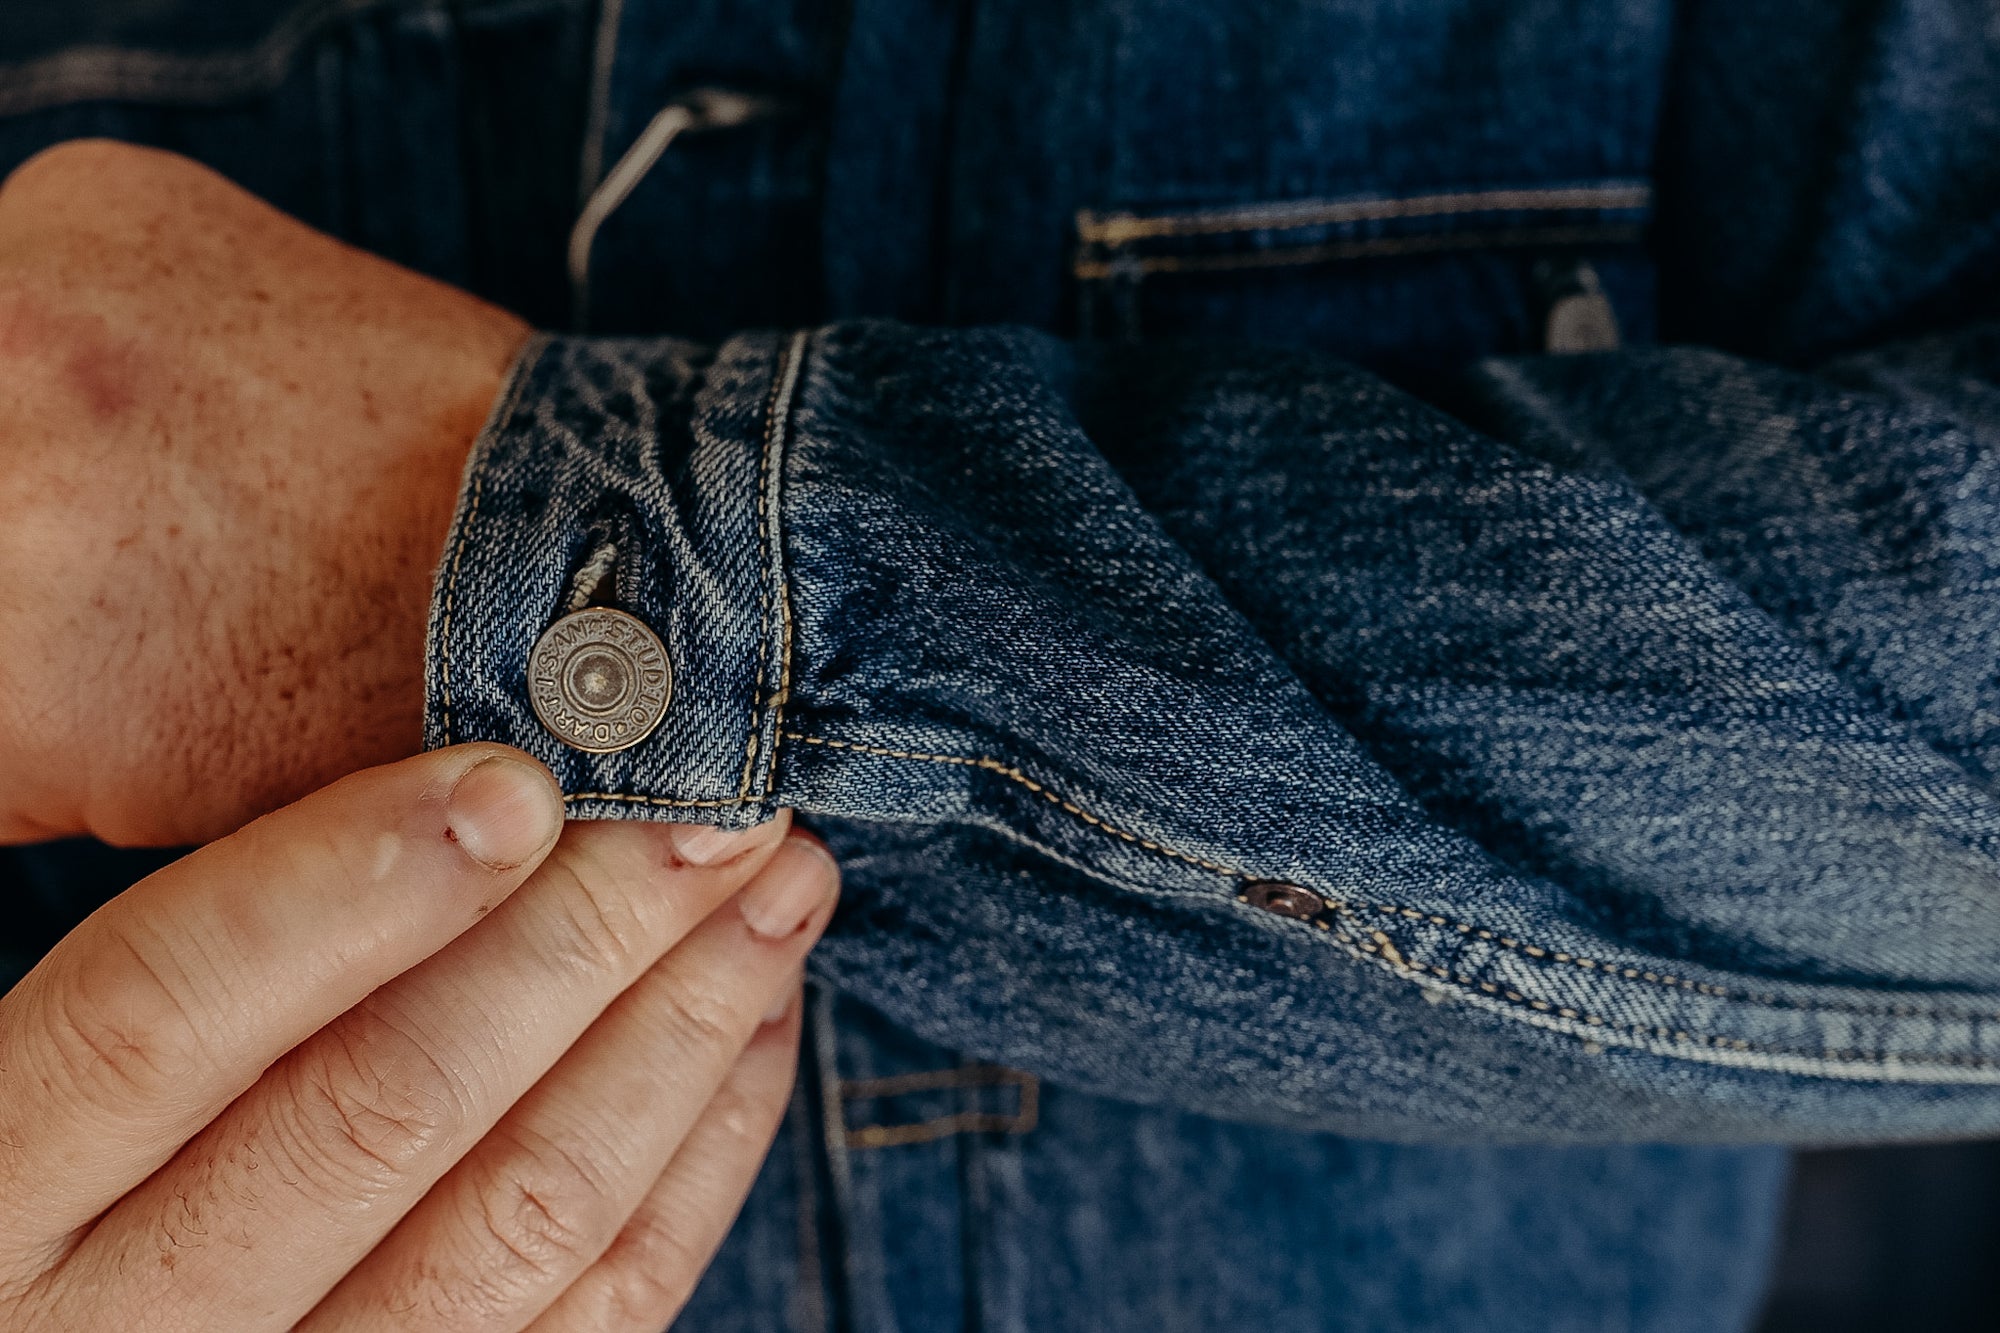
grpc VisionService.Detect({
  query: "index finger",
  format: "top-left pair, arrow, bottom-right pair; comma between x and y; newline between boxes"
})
0,743 -> 563,1261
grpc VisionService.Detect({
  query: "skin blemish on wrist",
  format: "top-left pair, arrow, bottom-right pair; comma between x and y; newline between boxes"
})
63,336 -> 143,423
0,290 -> 149,424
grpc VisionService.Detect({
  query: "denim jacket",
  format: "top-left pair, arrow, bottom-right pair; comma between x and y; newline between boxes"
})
3,0 -> 1997,1328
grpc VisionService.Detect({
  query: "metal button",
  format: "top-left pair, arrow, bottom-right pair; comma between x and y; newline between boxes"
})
528,608 -> 672,753
1242,880 -> 1326,921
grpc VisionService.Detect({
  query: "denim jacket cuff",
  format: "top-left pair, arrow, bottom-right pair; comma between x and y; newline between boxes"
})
422,329 -> 804,828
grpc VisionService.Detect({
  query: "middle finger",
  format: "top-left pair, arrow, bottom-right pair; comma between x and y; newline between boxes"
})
300,835 -> 836,1332
46,814 -> 790,1333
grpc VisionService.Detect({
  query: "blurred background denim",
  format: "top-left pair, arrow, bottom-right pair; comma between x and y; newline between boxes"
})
3,1 -> 1997,1329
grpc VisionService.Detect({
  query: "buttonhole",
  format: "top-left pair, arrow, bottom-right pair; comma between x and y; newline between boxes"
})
564,540 -> 620,614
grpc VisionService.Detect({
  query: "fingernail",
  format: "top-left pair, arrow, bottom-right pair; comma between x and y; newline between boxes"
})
446,757 -> 561,870
669,821 -> 773,866
739,839 -> 839,939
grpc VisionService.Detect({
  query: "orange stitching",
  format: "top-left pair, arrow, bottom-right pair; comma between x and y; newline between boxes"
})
1326,910 -> 2000,1071
760,331 -> 808,797
843,1068 -> 1040,1150
1248,890 -> 2000,1036
1370,902 -> 1736,993
1346,901 -> 2000,1021
440,335 -> 544,746
789,729 -> 2000,1043
563,791 -> 765,808
1072,224 -> 1646,280
1075,184 -> 1652,246
565,338 -> 805,817
438,470 -> 482,747
839,1065 -> 1034,1099
0,0 -> 406,118
781,732 -> 1247,878
845,1112 -> 1037,1149
737,335 -> 795,797
767,569 -> 797,795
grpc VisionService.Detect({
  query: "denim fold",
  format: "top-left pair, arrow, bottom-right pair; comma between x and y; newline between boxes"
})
425,330 -> 801,828
426,316 -> 2000,1144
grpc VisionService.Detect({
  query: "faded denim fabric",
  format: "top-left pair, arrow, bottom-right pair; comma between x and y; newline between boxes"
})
666,990 -> 1786,1333
6,0 -> 1999,1328
433,316 -> 2000,1141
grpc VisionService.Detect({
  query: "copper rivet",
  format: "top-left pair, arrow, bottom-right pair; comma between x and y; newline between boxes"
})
528,607 -> 672,753
1243,881 -> 1325,920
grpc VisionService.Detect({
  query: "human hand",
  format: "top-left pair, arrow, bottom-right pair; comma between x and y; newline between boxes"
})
0,139 -> 532,845
0,744 -> 838,1331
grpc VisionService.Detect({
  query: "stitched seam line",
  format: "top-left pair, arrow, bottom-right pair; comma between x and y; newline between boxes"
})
839,1066 -> 1034,1099
760,331 -> 809,797
1242,893 -> 2000,1024
768,568 -> 799,794
789,729 -> 2000,1037
0,0 -> 405,116
1073,224 -> 1646,280
845,1111 -> 1035,1150
563,791 -> 764,808
438,466 -> 480,740
738,332 -> 807,799
1318,907 -> 2000,1071
439,335 -> 543,747
1358,903 -> 1878,1013
438,471 -> 482,748
736,339 -> 788,797
782,732 -> 1249,878
843,1071 -> 1041,1150
1075,184 -> 1653,245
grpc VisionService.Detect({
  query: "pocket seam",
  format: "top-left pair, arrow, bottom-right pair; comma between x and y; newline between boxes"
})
0,0 -> 408,116
1075,222 -> 1648,280
1077,182 -> 1653,246
839,1065 -> 1041,1150
1073,181 -> 1652,282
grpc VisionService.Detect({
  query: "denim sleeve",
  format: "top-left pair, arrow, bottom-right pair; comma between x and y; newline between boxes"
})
427,318 -> 2000,1143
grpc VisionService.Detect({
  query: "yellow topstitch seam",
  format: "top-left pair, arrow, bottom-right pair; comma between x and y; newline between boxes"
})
440,335 -> 543,745
838,1065 -> 1035,1099
1311,907 -> 2000,1070
845,1110 -> 1038,1150
785,730 -> 2000,1033
1075,183 -> 1653,245
556,337 -> 804,814
736,335 -> 796,798
759,331 -> 809,798
782,732 -> 1248,879
842,1066 -> 1041,1149
1073,223 -> 1645,280
438,469 -> 482,747
564,791 -> 763,808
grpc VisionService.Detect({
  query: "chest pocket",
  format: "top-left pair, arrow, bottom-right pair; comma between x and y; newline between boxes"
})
1072,182 -> 1652,377
0,0 -> 509,300
927,0 -> 1672,375
0,1 -> 393,130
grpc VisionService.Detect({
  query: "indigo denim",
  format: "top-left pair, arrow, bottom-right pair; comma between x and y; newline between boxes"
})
6,0 -> 1998,1328
432,317 -> 2000,1142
